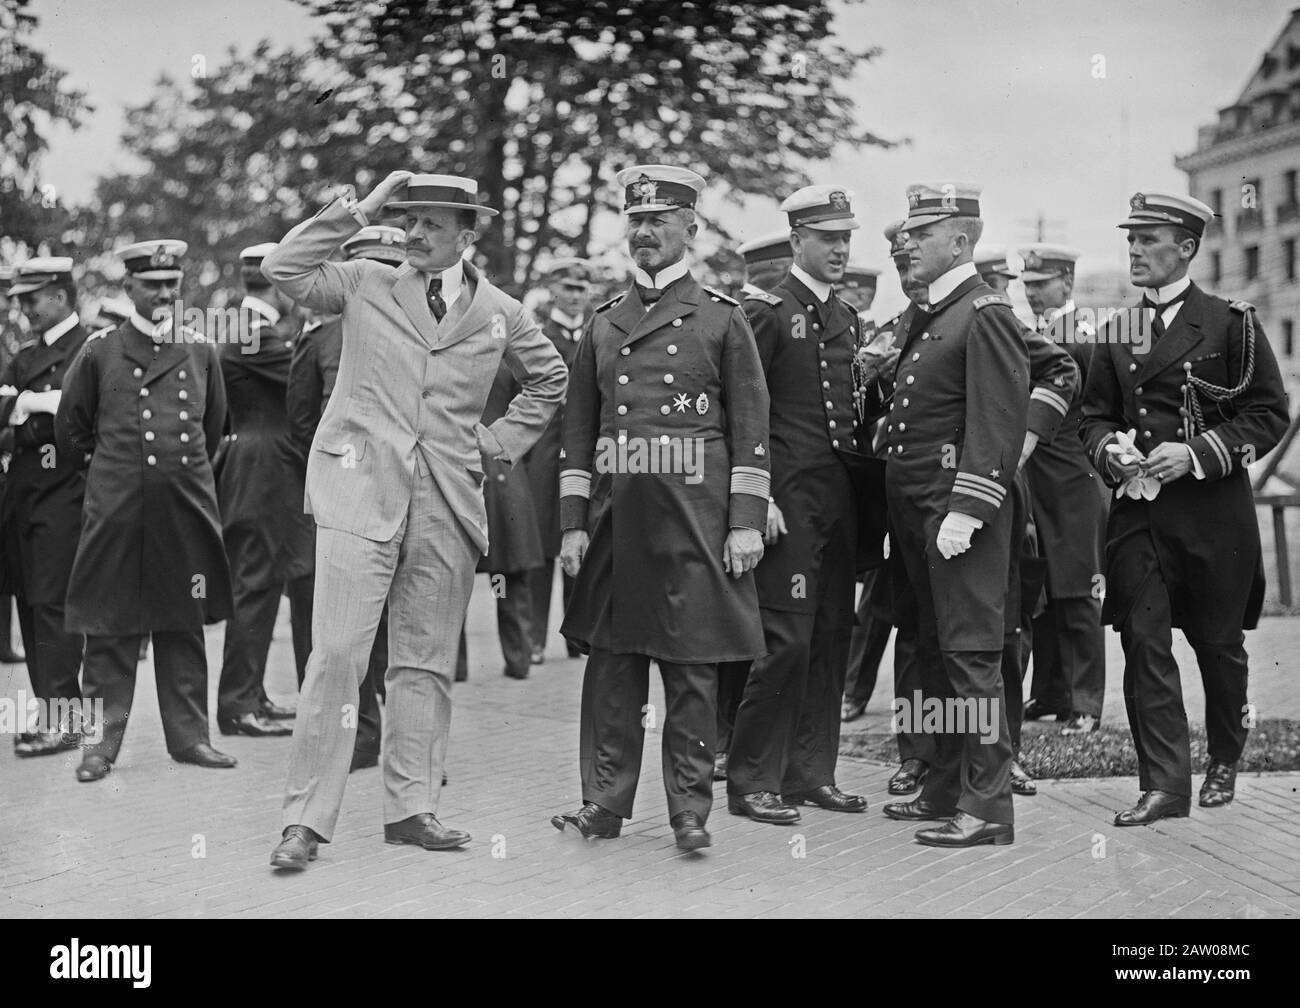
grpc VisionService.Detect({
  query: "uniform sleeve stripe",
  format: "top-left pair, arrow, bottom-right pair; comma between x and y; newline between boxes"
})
1030,387 -> 1070,416
560,469 -> 591,499
954,472 -> 1007,499
1093,432 -> 1118,469
730,467 -> 771,498
1204,429 -> 1231,472
952,486 -> 1002,507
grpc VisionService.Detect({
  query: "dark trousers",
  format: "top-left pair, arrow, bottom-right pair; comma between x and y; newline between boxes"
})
715,660 -> 748,753
844,570 -> 892,705
1030,596 -> 1105,717
286,574 -> 314,689
528,560 -> 576,653
893,625 -> 935,765
494,570 -> 533,678
1117,532 -> 1248,795
82,630 -> 210,761
1003,630 -> 1026,754
218,580 -> 282,718
579,648 -> 717,821
16,598 -> 82,708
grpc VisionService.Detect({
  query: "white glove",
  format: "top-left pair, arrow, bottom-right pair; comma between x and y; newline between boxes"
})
936,511 -> 983,560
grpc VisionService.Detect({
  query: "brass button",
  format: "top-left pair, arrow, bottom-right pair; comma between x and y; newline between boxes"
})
898,422 -> 906,432
617,405 -> 628,415
1135,386 -> 1144,395
617,433 -> 627,445
144,431 -> 155,441
146,455 -> 157,466
181,456 -> 188,465
912,353 -> 920,361
822,380 -> 830,389
895,445 -> 905,456
179,390 -> 188,401
139,388 -> 149,397
133,367 -> 143,378
921,333 -> 930,341
1138,408 -> 1148,417
180,433 -> 189,443
828,420 -> 837,430
618,375 -> 629,385
825,400 -> 833,409
1129,363 -> 1137,372
831,439 -> 839,447
902,398 -> 910,407
620,347 -> 630,356
142,409 -> 152,420
664,374 -> 674,384
906,376 -> 915,385
178,370 -> 186,380
667,345 -> 678,355
660,405 -> 670,415
672,319 -> 682,327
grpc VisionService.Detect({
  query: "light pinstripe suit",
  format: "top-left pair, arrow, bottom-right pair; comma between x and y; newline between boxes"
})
263,197 -> 567,839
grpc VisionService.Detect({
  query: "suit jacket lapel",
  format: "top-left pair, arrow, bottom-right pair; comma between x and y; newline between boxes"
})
391,262 -> 438,346
605,288 -> 646,336
435,261 -> 495,350
1134,283 -> 1206,384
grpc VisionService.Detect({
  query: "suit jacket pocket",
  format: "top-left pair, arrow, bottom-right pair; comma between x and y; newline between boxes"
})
316,437 -> 368,469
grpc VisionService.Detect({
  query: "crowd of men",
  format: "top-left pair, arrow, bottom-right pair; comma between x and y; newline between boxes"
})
0,163 -> 1289,864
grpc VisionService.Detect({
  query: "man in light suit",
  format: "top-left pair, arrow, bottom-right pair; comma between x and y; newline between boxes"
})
264,171 -> 567,869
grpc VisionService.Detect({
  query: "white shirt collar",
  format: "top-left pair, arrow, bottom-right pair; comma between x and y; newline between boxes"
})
43,312 -> 79,346
130,311 -> 159,336
1145,274 -> 1191,307
429,258 -> 466,311
928,261 -> 978,306
550,308 -> 583,331
241,294 -> 281,325
632,257 -> 689,290
789,263 -> 832,305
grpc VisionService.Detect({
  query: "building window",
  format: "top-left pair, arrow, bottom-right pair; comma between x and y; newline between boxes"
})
1283,320 -> 1295,359
1285,170 -> 1298,204
1281,171 -> 1300,222
1286,238 -> 1297,282
1210,188 -> 1223,215
1210,251 -> 1222,283
1245,246 -> 1260,280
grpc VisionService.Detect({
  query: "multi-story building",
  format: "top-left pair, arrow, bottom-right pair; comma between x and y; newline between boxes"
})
1175,7 -> 1300,405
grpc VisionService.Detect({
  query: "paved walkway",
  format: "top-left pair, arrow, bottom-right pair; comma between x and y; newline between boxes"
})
1,579 -> 1297,918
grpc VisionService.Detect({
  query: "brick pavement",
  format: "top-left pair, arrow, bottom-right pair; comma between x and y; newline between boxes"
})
1,577 -> 1298,918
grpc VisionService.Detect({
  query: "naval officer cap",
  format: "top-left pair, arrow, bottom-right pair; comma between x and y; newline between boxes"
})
385,173 -> 499,216
1118,191 -> 1213,239
616,164 -> 705,215
900,180 -> 983,232
7,256 -> 75,295
840,262 -> 879,293
975,246 -> 1018,280
117,240 -> 187,281
780,184 -> 860,231
737,230 -> 794,265
342,225 -> 406,265
1018,243 -> 1081,282
883,219 -> 909,260
547,257 -> 594,289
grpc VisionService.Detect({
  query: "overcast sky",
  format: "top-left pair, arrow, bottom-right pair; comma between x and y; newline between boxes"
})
30,0 -> 1296,316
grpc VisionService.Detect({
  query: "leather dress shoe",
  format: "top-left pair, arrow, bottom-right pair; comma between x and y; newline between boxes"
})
784,784 -> 868,812
270,825 -> 320,869
1199,762 -> 1237,808
171,742 -> 238,768
550,802 -> 622,839
566,646 -> 583,658
0,647 -> 25,663
1022,698 -> 1066,721
1061,712 -> 1099,735
503,667 -> 529,680
841,697 -> 867,722
670,811 -> 711,851
349,749 -> 379,773
218,712 -> 292,737
883,797 -> 955,821
260,699 -> 296,720
916,811 -> 1014,847
75,754 -> 112,782
384,812 -> 471,850
728,791 -> 800,824
888,758 -> 929,795
1114,789 -> 1191,826
15,731 -> 80,758
530,647 -> 545,665
713,750 -> 729,782
1010,761 -> 1037,797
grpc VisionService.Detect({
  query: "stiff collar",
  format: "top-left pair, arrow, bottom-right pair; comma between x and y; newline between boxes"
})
550,308 -> 583,331
1143,274 -> 1191,307
130,311 -> 161,336
1045,299 -> 1076,325
241,294 -> 281,325
43,312 -> 79,346
789,263 -> 832,304
927,261 -> 978,306
424,258 -> 466,310
632,257 -> 689,290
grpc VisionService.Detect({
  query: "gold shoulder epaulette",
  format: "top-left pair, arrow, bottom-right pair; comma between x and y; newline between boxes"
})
1229,299 -> 1254,314
595,294 -> 625,313
704,286 -> 739,306
973,294 -> 1013,310
744,290 -> 782,307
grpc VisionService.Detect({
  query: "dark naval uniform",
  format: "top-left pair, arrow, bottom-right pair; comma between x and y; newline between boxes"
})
215,299 -> 315,723
0,317 -> 88,718
1080,285 -> 1288,796
525,312 -> 584,654
885,271 -> 1028,826
726,271 -> 886,800
560,273 -> 770,822
478,360 -> 545,678
1026,308 -> 1107,720
55,315 -> 233,760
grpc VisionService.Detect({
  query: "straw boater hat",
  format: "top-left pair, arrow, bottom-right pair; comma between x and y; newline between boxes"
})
384,174 -> 498,216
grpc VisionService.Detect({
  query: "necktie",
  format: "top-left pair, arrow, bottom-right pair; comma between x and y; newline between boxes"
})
1146,288 -> 1188,342
636,284 -> 662,306
428,277 -> 447,322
